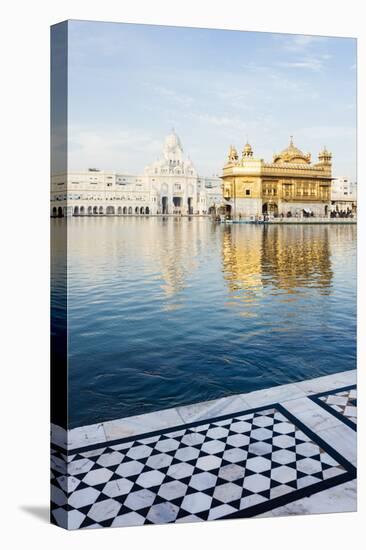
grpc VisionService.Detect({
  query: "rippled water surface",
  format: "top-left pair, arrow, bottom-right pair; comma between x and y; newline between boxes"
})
52,218 -> 356,428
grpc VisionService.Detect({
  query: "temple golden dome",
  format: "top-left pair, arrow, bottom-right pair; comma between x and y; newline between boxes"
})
273,137 -> 311,164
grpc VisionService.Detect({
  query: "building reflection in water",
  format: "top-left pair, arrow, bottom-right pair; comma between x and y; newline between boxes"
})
63,216 -> 218,310
222,224 -> 334,315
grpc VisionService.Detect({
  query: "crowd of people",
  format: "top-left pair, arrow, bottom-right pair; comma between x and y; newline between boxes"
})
329,209 -> 355,218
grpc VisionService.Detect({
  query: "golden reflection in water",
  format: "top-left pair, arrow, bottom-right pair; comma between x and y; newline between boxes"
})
222,224 -> 334,309
222,226 -> 263,302
261,225 -> 333,293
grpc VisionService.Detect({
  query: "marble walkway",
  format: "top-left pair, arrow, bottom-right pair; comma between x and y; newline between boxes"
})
51,369 -> 357,529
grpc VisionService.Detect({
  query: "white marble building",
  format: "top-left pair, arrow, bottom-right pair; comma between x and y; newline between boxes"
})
331,177 -> 357,212
51,131 -> 222,217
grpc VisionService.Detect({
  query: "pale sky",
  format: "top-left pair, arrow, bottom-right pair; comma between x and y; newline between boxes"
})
67,21 -> 357,180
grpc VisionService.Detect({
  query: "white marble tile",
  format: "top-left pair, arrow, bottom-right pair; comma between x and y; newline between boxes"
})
174,446 -> 200,462
102,479 -> 133,498
146,452 -> 173,470
271,465 -> 297,484
111,511 -> 145,527
67,457 -> 94,476
246,456 -> 271,473
158,480 -> 187,500
146,502 -> 179,524
243,473 -> 271,493
82,467 -> 113,486
68,423 -> 107,450
189,471 -> 217,490
102,407 -> 183,442
175,514 -> 204,523
96,451 -> 125,467
154,437 -> 180,453
68,487 -> 100,508
316,424 -> 357,466
295,370 -> 356,395
167,462 -> 195,480
136,470 -> 165,489
126,444 -> 153,461
177,395 -> 247,424
282,399 -> 341,432
88,499 -> 121,522
67,509 -> 86,530
218,464 -> 245,482
208,504 -> 237,520
213,482 -> 242,503
115,459 -> 144,478
195,455 -> 221,471
181,492 -> 212,514
243,382 -> 306,408
201,439 -> 226,455
123,489 -> 156,510
269,479 -> 357,516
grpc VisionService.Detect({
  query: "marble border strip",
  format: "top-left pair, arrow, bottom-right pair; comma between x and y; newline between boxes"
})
51,369 -> 356,452
309,385 -> 357,431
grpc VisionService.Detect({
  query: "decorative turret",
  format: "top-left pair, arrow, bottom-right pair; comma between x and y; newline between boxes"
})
227,145 -> 238,163
242,141 -> 253,159
318,146 -> 332,164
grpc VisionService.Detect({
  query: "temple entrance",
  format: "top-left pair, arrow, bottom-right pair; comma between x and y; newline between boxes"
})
224,204 -> 232,218
187,197 -> 193,215
262,202 -> 278,216
162,196 -> 168,215
173,196 -> 182,214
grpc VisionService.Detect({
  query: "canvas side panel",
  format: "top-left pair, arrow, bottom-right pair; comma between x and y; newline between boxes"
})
50,20 -> 68,529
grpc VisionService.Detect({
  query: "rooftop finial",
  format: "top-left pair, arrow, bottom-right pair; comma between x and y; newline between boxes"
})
290,135 -> 294,145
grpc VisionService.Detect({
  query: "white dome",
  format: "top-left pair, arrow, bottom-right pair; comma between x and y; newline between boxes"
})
164,130 -> 182,152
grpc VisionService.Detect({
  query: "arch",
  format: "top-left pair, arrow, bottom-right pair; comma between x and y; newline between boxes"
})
140,206 -> 144,215
123,206 -> 127,215
93,206 -> 98,214
52,207 -> 57,217
117,206 -> 122,215
162,196 -> 168,214
187,197 -> 193,215
57,206 -> 63,217
262,202 -> 278,216
106,205 -> 115,215
88,206 -> 92,215
99,206 -> 104,215
128,206 -> 132,215
145,206 -> 150,215
324,205 -> 329,217
74,206 -> 79,216
135,206 -> 139,214
80,206 -> 85,215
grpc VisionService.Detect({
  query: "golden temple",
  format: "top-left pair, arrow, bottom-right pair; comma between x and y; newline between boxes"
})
221,138 -> 332,218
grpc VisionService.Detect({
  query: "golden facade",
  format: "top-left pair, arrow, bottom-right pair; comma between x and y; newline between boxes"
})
222,138 -> 332,218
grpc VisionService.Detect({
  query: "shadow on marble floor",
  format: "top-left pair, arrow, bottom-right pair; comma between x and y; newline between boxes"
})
20,505 -> 49,523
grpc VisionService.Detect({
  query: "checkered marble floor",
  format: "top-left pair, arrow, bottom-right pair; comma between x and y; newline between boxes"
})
51,402 -> 356,529
310,385 -> 357,430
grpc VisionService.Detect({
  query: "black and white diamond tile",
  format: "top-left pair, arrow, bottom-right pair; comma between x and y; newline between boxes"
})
310,385 -> 357,430
51,403 -> 356,529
